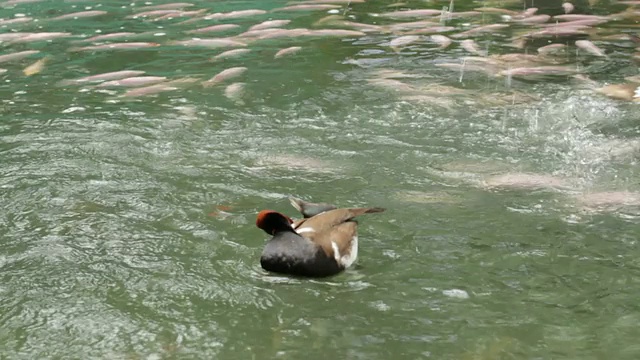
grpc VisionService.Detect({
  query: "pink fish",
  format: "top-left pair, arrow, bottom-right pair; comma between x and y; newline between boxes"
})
9,32 -> 73,43
429,35 -> 452,48
0,17 -> 32,26
537,43 -> 567,55
389,35 -> 421,48
512,14 -> 550,24
70,42 -> 160,51
251,28 -> 311,40
0,50 -> 39,64
248,19 -> 291,31
575,40 -> 606,57
379,9 -> 443,18
540,18 -> 608,27
406,26 -> 455,35
499,66 -> 577,77
387,20 -> 439,31
451,24 -> 509,38
202,67 -> 247,87
204,10 -> 267,20
521,26 -> 588,38
224,82 -> 245,103
306,29 -> 366,37
211,48 -> 251,61
553,14 -> 608,21
273,4 -> 341,11
151,9 -> 207,21
49,10 -> 107,21
136,3 -> 194,11
187,24 -> 240,34
170,38 -> 246,48
461,39 -> 487,56
127,10 -> 184,18
59,70 -> 147,85
561,2 -> 575,13
123,84 -> 177,98
514,7 -> 538,19
274,46 -> 302,58
95,76 -> 167,88
79,32 -> 138,43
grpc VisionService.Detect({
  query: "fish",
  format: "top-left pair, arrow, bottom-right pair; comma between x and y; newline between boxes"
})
59,70 -> 147,86
483,173 -> 571,191
562,2 -> 575,13
202,67 -> 247,87
0,50 -> 40,64
274,46 -> 302,58
575,40 -> 606,57
211,48 -> 252,61
248,28 -> 311,40
22,57 -> 47,76
224,82 -> 245,103
539,18 -> 609,27
461,39 -> 487,56
512,14 -> 550,24
79,32 -> 138,42
378,9 -> 443,19
136,3 -> 194,11
386,20 -> 439,32
49,10 -> 108,21
122,84 -> 178,98
389,35 -> 421,51
537,43 -> 567,55
306,29 -> 366,37
451,24 -> 509,38
169,38 -> 246,48
95,76 -> 167,88
405,26 -> 455,35
0,33 -> 34,41
127,10 -> 186,19
519,26 -> 588,38
204,10 -> 267,20
553,14 -> 608,21
186,24 -> 241,34
596,83 -> 638,101
0,17 -> 32,26
499,65 -> 578,78
473,7 -> 519,15
69,42 -> 160,52
248,20 -> 291,31
292,0 -> 365,3
429,35 -> 452,48
151,10 -> 208,21
513,7 -> 539,19
9,32 -> 73,43
274,4 -> 341,11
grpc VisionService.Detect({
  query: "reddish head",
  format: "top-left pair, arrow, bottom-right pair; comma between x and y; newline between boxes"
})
256,210 -> 294,235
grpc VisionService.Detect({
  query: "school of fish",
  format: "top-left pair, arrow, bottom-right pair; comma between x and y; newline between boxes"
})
0,0 -> 637,103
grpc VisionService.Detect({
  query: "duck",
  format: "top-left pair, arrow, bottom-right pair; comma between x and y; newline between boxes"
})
256,197 -> 385,277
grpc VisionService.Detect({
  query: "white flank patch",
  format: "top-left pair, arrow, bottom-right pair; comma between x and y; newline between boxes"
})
634,86 -> 640,98
339,236 -> 358,268
295,227 -> 315,234
331,241 -> 341,262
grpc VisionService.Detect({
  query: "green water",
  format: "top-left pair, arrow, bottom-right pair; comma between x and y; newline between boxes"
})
1,0 -> 640,359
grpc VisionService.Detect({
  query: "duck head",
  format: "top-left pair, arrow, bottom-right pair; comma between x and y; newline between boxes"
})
256,210 -> 294,235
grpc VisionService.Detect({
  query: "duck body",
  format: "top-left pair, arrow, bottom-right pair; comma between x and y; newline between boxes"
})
260,230 -> 342,277
256,199 -> 385,278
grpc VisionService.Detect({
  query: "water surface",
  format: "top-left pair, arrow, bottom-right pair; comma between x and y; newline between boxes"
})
1,0 -> 640,359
